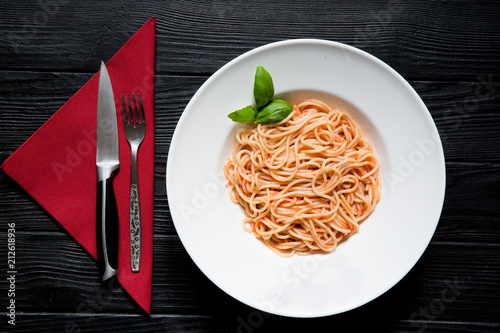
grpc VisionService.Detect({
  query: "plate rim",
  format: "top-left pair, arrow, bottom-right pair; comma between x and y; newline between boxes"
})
166,38 -> 446,318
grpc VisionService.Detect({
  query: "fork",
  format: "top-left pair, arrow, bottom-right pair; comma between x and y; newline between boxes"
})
122,93 -> 146,273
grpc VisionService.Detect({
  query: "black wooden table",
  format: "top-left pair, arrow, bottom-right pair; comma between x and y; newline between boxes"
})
1,1 -> 499,332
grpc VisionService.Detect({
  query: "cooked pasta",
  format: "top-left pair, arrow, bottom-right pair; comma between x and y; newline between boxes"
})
223,99 -> 381,257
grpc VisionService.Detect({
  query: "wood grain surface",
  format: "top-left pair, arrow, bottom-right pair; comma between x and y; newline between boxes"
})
0,1 -> 499,332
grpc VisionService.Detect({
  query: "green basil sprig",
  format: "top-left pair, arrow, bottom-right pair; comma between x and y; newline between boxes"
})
255,99 -> 293,124
227,105 -> 257,124
228,65 -> 292,124
254,65 -> 274,108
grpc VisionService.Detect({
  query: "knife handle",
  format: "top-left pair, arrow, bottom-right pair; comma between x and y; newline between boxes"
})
96,177 -> 119,281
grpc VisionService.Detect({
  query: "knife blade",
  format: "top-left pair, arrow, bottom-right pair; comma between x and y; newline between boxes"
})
96,61 -> 119,281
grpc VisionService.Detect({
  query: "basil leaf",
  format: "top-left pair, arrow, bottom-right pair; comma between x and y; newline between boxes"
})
255,99 -> 293,124
253,65 -> 274,109
227,105 -> 257,124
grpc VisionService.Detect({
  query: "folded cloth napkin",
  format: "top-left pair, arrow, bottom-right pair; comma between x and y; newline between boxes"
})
1,17 -> 155,314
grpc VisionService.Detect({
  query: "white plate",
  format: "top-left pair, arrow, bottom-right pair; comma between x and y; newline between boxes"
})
166,39 -> 445,317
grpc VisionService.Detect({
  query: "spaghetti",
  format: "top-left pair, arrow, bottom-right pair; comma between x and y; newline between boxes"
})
223,99 -> 381,257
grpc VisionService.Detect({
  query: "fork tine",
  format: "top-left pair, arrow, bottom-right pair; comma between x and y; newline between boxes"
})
127,93 -> 135,126
132,94 -> 140,126
137,93 -> 145,124
122,95 -> 129,124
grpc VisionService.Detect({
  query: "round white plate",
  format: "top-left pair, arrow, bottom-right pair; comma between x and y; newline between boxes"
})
166,39 -> 446,317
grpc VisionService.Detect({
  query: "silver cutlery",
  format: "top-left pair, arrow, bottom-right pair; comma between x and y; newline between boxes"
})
122,93 -> 146,273
96,62 -> 119,281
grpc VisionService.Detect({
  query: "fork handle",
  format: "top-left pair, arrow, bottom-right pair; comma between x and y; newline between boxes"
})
130,147 -> 141,273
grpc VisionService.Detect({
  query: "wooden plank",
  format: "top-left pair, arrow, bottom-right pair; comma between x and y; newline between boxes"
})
6,314 -> 500,333
0,230 -> 498,323
0,1 -> 498,81
413,80 -> 500,163
5,314 -> 224,333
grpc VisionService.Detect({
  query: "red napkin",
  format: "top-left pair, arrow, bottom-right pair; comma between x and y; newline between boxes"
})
1,17 -> 156,314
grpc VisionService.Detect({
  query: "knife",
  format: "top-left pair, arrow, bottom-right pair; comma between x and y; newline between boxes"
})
96,62 -> 119,281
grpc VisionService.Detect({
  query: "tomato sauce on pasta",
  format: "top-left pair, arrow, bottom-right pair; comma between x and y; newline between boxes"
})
224,99 -> 381,257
